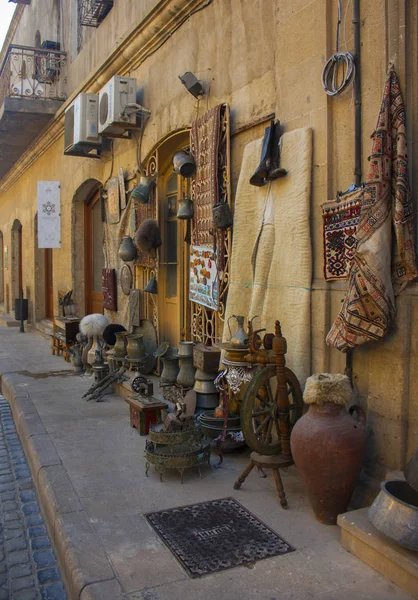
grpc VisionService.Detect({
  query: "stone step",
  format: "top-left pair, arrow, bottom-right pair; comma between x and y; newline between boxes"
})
32,319 -> 54,340
338,507 -> 418,599
0,314 -> 20,327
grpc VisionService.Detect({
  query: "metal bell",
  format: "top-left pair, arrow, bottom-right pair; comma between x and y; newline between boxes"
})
144,275 -> 158,294
177,198 -> 194,220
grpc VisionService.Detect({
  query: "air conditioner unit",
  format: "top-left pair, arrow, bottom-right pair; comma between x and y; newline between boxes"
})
64,93 -> 101,157
98,75 -> 148,137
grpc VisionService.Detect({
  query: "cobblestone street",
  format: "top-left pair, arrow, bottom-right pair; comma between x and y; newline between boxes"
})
0,395 -> 67,600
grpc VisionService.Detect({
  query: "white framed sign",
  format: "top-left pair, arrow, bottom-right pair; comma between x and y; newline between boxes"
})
37,181 -> 61,248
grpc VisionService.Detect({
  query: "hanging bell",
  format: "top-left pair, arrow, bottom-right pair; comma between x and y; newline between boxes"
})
177,198 -> 194,220
131,174 -> 158,204
144,275 -> 158,294
118,236 -> 137,262
173,150 -> 196,178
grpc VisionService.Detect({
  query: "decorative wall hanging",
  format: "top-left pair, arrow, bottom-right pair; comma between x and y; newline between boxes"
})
102,268 -> 117,310
327,70 -> 418,352
322,187 -> 361,280
107,176 -> 120,224
118,168 -> 127,210
37,181 -> 61,248
129,289 -> 141,328
191,104 -> 222,249
189,245 -> 219,311
120,264 -> 133,296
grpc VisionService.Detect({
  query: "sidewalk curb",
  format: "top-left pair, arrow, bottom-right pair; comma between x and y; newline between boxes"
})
0,371 -> 125,600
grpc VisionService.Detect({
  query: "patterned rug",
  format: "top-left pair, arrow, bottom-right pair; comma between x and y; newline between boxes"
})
327,70 -> 418,351
191,104 -> 225,267
322,188 -> 362,280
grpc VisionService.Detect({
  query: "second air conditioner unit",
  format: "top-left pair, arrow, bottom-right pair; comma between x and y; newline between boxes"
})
64,93 -> 102,157
98,75 -> 150,137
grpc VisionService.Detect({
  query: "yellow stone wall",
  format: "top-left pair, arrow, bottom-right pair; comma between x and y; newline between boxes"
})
0,0 -> 417,479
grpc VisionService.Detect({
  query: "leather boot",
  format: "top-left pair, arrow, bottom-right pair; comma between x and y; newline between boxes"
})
266,120 -> 287,180
249,121 -> 274,187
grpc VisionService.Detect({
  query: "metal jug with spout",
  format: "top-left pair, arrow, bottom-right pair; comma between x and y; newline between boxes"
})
131,173 -> 158,204
227,315 -> 249,348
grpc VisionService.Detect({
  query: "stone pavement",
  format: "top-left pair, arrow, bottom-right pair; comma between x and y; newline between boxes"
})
0,325 -> 414,600
0,395 -> 67,600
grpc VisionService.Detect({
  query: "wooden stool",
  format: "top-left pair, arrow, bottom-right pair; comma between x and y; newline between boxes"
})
233,452 -> 293,509
125,396 -> 168,436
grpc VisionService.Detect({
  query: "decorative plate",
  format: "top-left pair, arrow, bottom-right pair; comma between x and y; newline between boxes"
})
120,264 -> 133,295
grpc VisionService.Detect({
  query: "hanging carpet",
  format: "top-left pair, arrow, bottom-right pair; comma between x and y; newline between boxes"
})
327,70 -> 418,352
223,127 -> 313,385
322,187 -> 361,280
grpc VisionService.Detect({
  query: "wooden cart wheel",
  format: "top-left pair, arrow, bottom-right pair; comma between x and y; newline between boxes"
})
241,365 -> 304,455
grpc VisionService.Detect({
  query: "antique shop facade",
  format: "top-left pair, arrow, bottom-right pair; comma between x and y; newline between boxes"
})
0,0 -> 417,485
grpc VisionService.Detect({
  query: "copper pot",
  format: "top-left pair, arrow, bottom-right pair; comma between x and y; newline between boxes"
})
290,402 -> 366,524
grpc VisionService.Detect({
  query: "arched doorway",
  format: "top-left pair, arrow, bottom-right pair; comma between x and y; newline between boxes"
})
84,189 -> 104,314
71,178 -> 102,316
11,220 -> 22,310
0,231 -> 4,305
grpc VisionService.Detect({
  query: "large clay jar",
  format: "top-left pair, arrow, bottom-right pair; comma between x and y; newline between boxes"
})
290,373 -> 366,525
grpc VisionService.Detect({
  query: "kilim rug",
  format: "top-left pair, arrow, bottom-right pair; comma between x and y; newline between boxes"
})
322,187 -> 362,280
327,70 -> 418,352
191,104 -> 225,267
146,497 -> 294,578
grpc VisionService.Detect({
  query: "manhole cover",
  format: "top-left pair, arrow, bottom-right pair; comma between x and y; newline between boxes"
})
146,497 -> 294,577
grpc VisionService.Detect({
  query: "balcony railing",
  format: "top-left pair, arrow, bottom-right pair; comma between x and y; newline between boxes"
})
0,44 -> 67,111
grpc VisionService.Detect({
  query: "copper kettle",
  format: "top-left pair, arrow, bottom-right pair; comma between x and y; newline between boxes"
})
131,173 -> 158,204
227,315 -> 249,348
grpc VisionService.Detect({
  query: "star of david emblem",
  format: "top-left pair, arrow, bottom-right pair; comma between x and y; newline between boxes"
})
42,201 -> 56,216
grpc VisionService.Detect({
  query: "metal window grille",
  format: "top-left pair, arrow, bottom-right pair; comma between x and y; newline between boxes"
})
79,0 -> 113,28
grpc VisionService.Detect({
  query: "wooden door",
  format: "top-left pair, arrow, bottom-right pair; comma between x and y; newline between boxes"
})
44,248 -> 53,318
158,171 -> 189,347
85,191 -> 104,314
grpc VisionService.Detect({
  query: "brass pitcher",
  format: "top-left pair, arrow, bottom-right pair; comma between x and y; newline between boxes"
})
227,315 -> 249,348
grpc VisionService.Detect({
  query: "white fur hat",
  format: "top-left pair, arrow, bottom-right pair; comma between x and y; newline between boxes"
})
79,314 -> 109,337
303,373 -> 352,406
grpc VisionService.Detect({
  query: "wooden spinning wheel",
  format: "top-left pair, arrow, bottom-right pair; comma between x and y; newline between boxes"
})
241,365 -> 304,455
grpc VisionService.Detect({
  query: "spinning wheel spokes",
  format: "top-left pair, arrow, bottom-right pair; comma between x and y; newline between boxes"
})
241,365 -> 304,455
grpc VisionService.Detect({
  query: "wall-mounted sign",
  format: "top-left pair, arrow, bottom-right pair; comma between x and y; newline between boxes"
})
37,181 -> 61,248
189,245 -> 219,311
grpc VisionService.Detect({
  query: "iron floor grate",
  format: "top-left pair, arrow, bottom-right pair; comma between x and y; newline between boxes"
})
146,497 -> 294,578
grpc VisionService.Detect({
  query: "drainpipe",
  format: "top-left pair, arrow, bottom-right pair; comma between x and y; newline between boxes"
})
346,0 -> 361,384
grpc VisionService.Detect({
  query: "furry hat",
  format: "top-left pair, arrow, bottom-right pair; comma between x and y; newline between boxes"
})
303,373 -> 352,406
79,314 -> 109,337
134,219 -> 162,258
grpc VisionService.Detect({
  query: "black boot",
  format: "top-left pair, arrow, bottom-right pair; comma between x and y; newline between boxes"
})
266,120 -> 287,180
249,121 -> 274,187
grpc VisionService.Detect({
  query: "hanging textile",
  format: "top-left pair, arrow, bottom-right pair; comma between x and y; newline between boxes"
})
327,70 -> 418,352
223,127 -> 313,384
322,188 -> 361,280
191,104 -> 225,267
134,188 -> 157,269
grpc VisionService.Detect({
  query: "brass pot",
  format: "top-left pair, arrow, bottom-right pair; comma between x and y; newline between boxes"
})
126,333 -> 146,360
173,150 -> 196,178
368,480 -> 418,551
177,198 -> 194,220
114,331 -> 130,358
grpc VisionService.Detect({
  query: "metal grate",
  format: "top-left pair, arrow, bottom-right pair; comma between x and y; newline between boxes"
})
79,0 -> 113,28
146,497 -> 294,578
